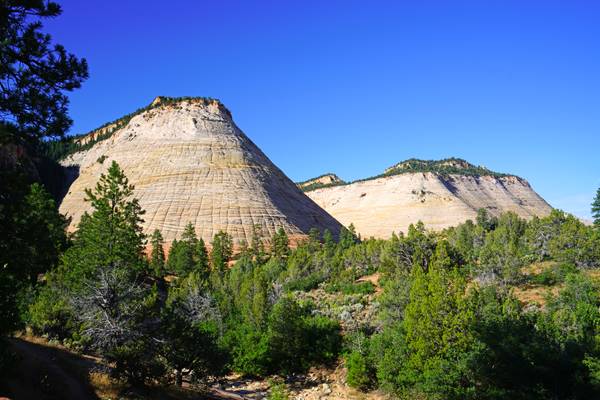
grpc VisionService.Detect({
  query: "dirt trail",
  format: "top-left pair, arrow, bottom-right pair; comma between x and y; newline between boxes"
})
2,338 -> 99,400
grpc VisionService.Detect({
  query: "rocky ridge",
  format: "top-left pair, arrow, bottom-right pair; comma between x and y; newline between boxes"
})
297,173 -> 345,192
304,159 -> 552,238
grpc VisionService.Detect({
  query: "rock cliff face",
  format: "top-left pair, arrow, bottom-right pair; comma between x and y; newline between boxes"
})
59,97 -> 342,245
304,160 -> 552,238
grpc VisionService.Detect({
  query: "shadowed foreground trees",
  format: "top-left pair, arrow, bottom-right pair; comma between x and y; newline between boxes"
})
1,0 -> 87,371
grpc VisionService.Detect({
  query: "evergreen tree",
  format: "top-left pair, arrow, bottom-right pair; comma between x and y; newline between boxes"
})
523,210 -> 565,261
271,227 -> 290,260
167,238 -> 193,276
339,223 -> 358,249
0,182 -> 67,335
592,187 -> 600,228
211,231 -> 233,277
476,208 -> 498,231
196,237 -> 210,280
250,224 -> 267,263
181,222 -> 199,248
0,0 -> 85,366
149,229 -> 165,278
166,239 -> 179,273
430,240 -> 457,271
161,272 -> 225,386
396,264 -> 475,397
478,212 -> 526,284
322,229 -> 335,253
166,223 -> 199,276
60,161 -> 146,285
0,0 -> 88,140
42,162 -> 159,383
549,214 -> 599,269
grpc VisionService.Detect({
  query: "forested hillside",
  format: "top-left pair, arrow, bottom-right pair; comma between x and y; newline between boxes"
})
17,160 -> 600,399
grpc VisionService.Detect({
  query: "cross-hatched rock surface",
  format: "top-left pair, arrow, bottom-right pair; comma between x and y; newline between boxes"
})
59,98 -> 342,245
306,172 -> 552,239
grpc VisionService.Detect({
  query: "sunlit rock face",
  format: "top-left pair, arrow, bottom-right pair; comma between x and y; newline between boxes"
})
305,169 -> 552,239
59,97 -> 342,245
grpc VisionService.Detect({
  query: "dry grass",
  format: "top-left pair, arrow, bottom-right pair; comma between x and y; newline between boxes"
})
586,269 -> 600,283
521,260 -> 558,276
514,261 -> 600,308
513,261 -> 561,307
356,272 -> 382,294
88,371 -> 123,400
512,284 -> 561,308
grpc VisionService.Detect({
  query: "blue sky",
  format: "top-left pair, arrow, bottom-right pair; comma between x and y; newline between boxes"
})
46,0 -> 599,219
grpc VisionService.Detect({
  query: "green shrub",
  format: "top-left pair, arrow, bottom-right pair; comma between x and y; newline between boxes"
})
267,380 -> 290,400
224,323 -> 270,376
346,351 -> 371,389
305,314 -> 342,363
530,263 -> 578,286
284,272 -> 325,292
325,281 -> 375,295
27,283 -> 76,340
265,297 -> 341,374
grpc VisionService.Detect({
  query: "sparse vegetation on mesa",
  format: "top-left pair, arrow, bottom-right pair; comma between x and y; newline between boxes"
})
383,157 -> 513,178
297,173 -> 346,192
42,96 -> 228,162
301,158 -> 518,193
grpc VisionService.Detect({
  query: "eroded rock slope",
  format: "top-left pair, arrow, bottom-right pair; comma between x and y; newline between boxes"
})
59,97 -> 342,244
304,159 -> 552,238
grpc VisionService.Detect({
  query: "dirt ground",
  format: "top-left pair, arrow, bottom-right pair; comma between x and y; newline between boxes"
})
1,335 -> 389,400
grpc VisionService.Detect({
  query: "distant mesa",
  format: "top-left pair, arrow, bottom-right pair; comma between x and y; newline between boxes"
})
303,158 -> 552,239
57,96 -> 342,245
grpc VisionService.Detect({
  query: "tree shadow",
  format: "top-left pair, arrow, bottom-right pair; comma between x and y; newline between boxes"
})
2,337 -> 101,400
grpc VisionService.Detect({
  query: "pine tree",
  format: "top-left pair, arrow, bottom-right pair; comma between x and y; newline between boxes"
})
167,238 -> 193,276
339,223 -> 358,249
161,272 -> 225,386
250,224 -> 266,263
399,264 -> 475,396
211,231 -> 233,277
166,239 -> 178,273
0,182 -> 67,334
271,227 -> 290,260
322,229 -> 335,252
55,162 -> 159,383
307,228 -> 321,252
181,222 -> 199,248
61,161 -> 146,284
0,1 -> 88,140
149,229 -> 166,277
592,187 -> 600,228
166,223 -> 199,276
477,208 -> 498,231
196,238 -> 210,280
431,240 -> 453,270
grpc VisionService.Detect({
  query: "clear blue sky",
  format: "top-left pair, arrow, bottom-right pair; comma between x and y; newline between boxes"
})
46,0 -> 599,219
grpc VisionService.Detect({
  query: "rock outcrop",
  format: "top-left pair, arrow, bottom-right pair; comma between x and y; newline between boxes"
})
58,97 -> 342,245
297,173 -> 345,191
304,159 -> 552,238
